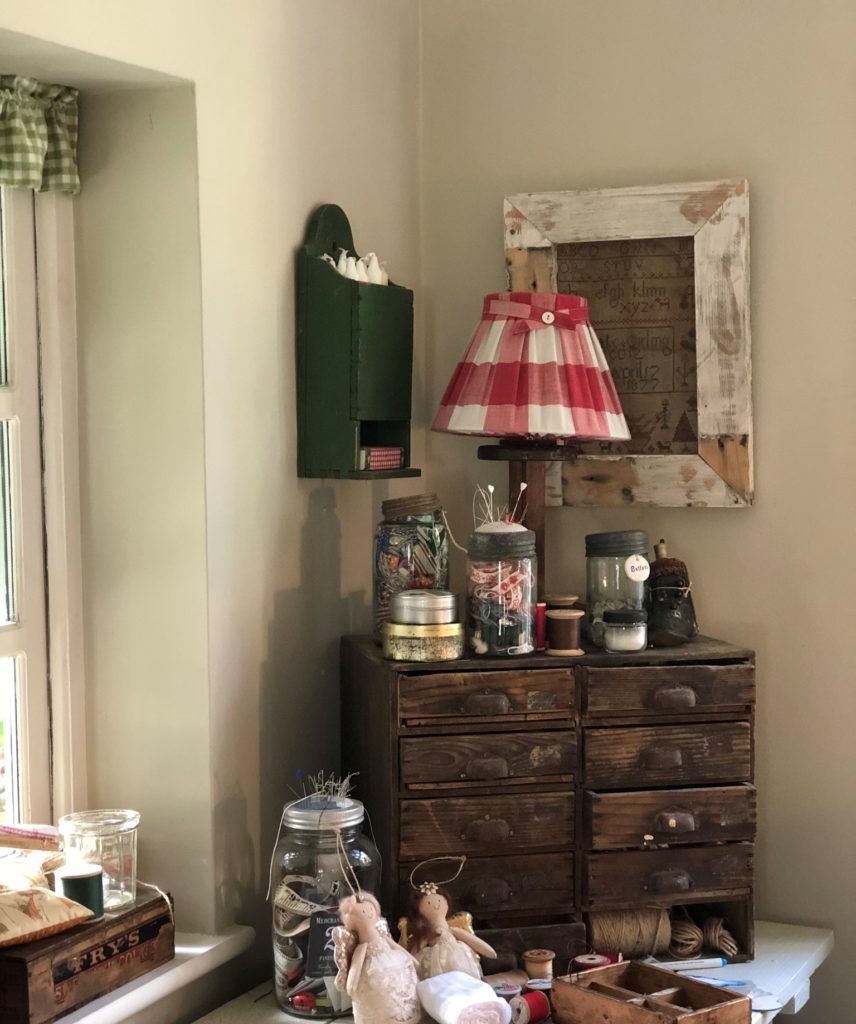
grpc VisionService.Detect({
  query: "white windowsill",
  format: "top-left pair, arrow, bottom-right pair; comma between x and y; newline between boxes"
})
58,925 -> 255,1024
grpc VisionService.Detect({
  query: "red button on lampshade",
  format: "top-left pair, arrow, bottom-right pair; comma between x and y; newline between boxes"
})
432,292 -> 630,441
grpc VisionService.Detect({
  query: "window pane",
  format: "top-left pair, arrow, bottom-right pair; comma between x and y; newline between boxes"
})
0,194 -> 7,387
0,657 -> 17,823
0,421 -> 14,626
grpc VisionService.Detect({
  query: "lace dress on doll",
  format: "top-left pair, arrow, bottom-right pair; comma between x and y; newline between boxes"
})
417,928 -> 482,981
355,935 -> 422,1024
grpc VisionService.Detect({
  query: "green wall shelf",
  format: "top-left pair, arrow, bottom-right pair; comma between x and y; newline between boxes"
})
296,204 -> 420,479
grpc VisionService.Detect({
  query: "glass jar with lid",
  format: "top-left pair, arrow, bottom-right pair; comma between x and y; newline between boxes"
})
466,523 -> 536,656
603,608 -> 648,653
585,530 -> 649,647
270,794 -> 379,1011
58,809 -> 140,910
373,493 -> 449,641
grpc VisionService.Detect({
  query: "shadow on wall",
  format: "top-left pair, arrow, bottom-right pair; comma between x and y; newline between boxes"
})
220,486 -> 369,937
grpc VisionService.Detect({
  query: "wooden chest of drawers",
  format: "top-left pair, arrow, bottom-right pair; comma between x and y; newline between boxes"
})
341,635 -> 756,954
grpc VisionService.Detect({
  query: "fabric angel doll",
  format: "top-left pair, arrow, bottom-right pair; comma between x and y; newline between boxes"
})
333,893 -> 422,1024
406,884 -> 497,981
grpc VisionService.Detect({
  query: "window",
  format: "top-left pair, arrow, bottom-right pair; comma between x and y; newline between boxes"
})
0,187 -> 51,823
0,186 -> 84,826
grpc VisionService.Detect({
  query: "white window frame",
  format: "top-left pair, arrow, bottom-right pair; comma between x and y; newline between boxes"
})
0,187 -> 86,824
36,191 -> 87,821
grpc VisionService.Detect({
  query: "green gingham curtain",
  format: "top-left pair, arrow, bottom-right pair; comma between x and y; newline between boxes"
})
0,76 -> 80,194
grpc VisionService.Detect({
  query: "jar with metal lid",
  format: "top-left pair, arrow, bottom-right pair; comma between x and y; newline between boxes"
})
466,523 -> 536,656
271,794 -> 379,1011
603,608 -> 648,653
586,530 -> 649,647
374,493 -> 449,641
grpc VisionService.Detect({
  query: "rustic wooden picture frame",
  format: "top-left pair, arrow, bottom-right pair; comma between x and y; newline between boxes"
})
504,180 -> 752,507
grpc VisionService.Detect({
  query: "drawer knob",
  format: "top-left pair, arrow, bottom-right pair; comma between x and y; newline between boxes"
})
463,692 -> 511,716
462,817 -> 511,844
640,745 -> 684,770
471,878 -> 512,907
652,684 -> 698,709
464,756 -> 510,781
655,809 -> 697,834
647,868 -> 693,894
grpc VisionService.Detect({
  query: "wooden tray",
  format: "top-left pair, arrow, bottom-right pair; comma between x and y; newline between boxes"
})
552,960 -> 750,1023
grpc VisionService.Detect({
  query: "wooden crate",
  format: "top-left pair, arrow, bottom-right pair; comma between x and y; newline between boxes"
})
552,961 -> 750,1024
0,884 -> 174,1024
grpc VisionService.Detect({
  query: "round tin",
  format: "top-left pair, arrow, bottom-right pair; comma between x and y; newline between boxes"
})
389,589 -> 458,625
381,622 -> 464,662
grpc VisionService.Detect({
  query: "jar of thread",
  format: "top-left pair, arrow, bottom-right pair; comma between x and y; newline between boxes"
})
466,523 -> 536,656
373,493 -> 449,642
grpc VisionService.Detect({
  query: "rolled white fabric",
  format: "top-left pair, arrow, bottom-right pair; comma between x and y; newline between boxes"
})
417,971 -> 511,1024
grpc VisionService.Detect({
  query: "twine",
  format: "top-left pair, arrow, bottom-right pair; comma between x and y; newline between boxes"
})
669,912 -> 739,959
704,917 -> 739,958
669,919 -> 703,958
409,855 -> 466,894
589,909 -> 670,956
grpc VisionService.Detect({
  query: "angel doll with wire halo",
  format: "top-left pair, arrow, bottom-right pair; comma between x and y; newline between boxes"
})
404,857 -> 497,981
333,892 -> 421,1024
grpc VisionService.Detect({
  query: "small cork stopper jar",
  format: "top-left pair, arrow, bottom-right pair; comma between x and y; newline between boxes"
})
523,948 -> 556,980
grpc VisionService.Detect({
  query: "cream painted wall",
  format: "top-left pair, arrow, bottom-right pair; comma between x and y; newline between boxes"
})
0,0 -> 422,948
420,1 -> 856,1019
74,85 -> 213,930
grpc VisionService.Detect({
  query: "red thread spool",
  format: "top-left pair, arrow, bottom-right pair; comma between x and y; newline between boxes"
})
536,603 -> 546,650
510,991 -> 550,1023
572,952 -> 622,971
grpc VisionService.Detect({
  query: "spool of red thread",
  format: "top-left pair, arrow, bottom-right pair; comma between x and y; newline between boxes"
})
510,991 -> 550,1024
572,951 -> 622,971
535,602 -> 546,650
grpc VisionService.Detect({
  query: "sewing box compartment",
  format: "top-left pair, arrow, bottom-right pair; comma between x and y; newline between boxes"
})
551,960 -> 751,1023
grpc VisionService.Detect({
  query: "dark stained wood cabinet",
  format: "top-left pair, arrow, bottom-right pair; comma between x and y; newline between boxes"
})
341,634 -> 756,955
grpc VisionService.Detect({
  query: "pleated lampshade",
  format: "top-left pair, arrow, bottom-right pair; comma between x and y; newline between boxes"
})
432,292 -> 630,441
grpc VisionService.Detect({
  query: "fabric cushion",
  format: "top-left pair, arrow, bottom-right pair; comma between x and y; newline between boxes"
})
0,885 -> 92,947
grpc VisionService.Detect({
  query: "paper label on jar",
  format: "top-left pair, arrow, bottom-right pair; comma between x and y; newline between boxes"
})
624,553 -> 650,582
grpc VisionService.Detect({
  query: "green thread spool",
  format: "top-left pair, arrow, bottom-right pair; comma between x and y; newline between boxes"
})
55,864 -> 104,919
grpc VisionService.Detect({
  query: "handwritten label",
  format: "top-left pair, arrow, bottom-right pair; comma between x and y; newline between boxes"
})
624,554 -> 650,582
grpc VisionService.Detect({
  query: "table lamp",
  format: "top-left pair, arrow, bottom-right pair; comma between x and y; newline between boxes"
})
432,291 -> 630,592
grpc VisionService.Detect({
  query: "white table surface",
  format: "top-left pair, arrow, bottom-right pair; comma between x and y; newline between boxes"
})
194,920 -> 833,1024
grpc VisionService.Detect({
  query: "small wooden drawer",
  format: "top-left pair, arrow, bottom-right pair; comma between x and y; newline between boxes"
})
400,731 -> 576,789
584,722 -> 752,789
582,664 -> 755,718
400,853 -> 574,917
399,793 -> 574,858
585,785 -> 757,850
398,669 -> 574,726
585,843 -> 754,907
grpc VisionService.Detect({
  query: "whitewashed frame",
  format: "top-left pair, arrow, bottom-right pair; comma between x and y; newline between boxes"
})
504,180 -> 753,507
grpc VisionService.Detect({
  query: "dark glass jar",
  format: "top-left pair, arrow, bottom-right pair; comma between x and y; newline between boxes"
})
373,493 -> 449,641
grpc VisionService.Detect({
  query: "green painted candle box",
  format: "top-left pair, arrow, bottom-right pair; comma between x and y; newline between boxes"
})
0,883 -> 174,1024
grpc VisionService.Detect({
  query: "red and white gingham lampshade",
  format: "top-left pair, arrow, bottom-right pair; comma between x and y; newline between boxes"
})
432,292 -> 630,441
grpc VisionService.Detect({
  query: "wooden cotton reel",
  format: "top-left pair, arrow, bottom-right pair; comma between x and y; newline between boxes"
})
546,609 -> 584,656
